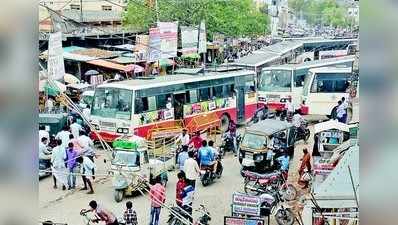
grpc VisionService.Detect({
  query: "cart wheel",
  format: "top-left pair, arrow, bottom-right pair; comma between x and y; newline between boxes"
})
114,190 -> 124,203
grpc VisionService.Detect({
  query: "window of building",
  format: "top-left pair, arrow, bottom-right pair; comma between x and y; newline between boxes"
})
70,4 -> 81,10
102,5 -> 112,11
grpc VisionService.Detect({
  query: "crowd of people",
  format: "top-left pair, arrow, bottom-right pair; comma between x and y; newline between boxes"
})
39,118 -> 97,194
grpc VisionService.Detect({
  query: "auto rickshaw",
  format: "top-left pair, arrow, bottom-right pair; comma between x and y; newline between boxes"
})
39,113 -> 68,136
65,83 -> 93,103
108,136 -> 169,202
239,119 -> 295,174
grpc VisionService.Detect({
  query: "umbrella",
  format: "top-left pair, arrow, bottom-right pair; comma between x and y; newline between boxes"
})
124,64 -> 145,73
154,58 -> 176,68
84,70 -> 99,76
64,73 -> 80,84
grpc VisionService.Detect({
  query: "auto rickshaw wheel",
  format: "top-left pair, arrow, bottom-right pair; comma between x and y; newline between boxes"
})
114,190 -> 124,202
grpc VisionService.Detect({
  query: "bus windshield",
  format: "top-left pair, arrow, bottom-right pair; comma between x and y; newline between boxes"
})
92,88 -> 133,120
259,69 -> 292,92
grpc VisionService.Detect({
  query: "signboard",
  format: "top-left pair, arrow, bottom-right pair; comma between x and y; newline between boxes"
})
135,35 -> 149,60
224,216 -> 265,225
198,20 -> 207,53
149,27 -> 161,61
232,193 -> 261,216
213,33 -> 224,46
157,22 -> 178,59
181,26 -> 199,55
47,32 -> 65,80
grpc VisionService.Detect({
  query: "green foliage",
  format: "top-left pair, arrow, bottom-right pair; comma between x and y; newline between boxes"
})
289,0 -> 350,28
123,0 -> 269,37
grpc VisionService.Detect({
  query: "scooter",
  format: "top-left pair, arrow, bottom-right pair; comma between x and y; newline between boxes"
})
200,156 -> 223,186
294,121 -> 310,143
167,204 -> 211,225
258,191 -> 295,225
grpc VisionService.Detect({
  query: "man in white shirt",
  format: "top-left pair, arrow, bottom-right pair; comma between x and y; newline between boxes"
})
51,139 -> 67,190
341,97 -> 349,123
55,126 -> 71,149
78,130 -> 95,157
39,125 -> 49,145
292,110 -> 304,128
284,98 -> 294,119
176,129 -> 190,151
336,100 -> 346,123
166,97 -> 173,110
39,137 -> 51,160
183,151 -> 200,189
45,97 -> 54,112
77,156 -> 95,194
70,119 -> 83,140
82,105 -> 91,121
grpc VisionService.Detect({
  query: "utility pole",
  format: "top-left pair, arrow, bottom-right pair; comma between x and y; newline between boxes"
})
155,0 -> 159,22
80,0 -> 83,23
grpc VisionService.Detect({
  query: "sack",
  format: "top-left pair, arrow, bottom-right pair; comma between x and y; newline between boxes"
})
301,171 -> 312,182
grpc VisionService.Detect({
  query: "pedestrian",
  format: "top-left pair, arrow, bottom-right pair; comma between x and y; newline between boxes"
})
123,201 -> 138,225
69,134 -> 82,154
176,171 -> 187,207
177,146 -> 189,172
76,156 -> 95,194
70,118 -> 83,140
65,142 -> 78,190
51,139 -> 67,190
341,97 -> 349,123
78,130 -> 96,178
276,150 -> 290,178
39,125 -> 49,144
298,148 -> 312,189
82,200 -> 118,225
181,181 -> 195,223
149,176 -> 166,225
336,100 -> 345,123
55,126 -> 71,150
227,120 -> 237,155
183,150 -> 200,189
284,98 -> 294,120
39,137 -> 51,161
45,97 -> 54,112
82,105 -> 91,121
176,129 -> 190,152
312,134 -> 321,165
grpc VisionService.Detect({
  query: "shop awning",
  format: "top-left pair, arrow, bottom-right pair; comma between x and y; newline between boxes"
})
154,58 -> 176,67
86,59 -> 126,71
123,64 -> 145,73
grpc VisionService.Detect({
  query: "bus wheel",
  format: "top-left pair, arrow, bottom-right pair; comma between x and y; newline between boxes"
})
221,114 -> 230,132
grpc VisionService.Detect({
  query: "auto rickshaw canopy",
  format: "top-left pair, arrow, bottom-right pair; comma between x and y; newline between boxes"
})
314,119 -> 350,134
246,119 -> 292,136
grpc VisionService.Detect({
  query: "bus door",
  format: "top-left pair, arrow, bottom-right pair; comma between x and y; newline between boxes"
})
236,87 -> 245,123
173,91 -> 186,120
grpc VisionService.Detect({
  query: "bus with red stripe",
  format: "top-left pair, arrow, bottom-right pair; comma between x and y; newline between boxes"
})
90,69 -> 258,141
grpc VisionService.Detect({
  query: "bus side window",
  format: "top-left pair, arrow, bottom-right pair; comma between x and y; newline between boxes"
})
294,75 -> 305,87
212,86 -> 223,98
228,84 -> 235,97
156,94 -> 172,109
188,90 -> 197,103
135,97 -> 145,113
199,88 -> 210,101
245,81 -> 255,93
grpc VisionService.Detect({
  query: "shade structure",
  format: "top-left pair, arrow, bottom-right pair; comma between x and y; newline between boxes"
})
154,58 -> 176,68
63,73 -> 80,84
123,64 -> 145,73
84,69 -> 99,76
39,80 -> 66,96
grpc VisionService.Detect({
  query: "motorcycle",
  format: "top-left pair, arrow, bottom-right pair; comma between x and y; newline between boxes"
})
220,133 -> 241,156
258,190 -> 295,225
167,204 -> 211,225
80,209 -> 126,225
200,155 -> 223,186
243,170 -> 297,201
294,121 -> 310,143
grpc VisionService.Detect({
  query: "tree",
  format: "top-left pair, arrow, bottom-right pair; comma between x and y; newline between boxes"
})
123,0 -> 269,37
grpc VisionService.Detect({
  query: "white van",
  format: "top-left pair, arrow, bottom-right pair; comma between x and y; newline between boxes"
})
301,67 -> 353,118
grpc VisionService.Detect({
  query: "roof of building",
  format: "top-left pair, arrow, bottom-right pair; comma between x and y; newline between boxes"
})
62,10 -> 122,22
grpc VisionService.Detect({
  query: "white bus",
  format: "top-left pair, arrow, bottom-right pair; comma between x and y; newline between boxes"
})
257,56 -> 355,112
89,70 -> 258,141
300,66 -> 355,118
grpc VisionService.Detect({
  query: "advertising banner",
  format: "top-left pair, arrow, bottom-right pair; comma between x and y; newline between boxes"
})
157,22 -> 178,58
135,35 -> 149,60
181,26 -> 199,55
47,32 -> 65,80
149,27 -> 161,61
198,20 -> 207,53
232,193 -> 261,216
224,216 -> 265,225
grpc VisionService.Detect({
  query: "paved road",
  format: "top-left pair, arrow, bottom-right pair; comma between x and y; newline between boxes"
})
40,126 -> 313,225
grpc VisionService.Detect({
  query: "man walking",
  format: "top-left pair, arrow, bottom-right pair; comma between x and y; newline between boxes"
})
183,151 -> 200,189
149,177 -> 166,225
76,156 -> 95,194
65,142 -> 78,190
123,201 -> 138,225
51,139 -> 67,190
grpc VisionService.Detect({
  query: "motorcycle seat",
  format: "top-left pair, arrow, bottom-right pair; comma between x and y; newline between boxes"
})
244,170 -> 280,179
200,165 -> 213,170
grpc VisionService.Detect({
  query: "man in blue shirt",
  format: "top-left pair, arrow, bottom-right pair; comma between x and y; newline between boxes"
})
177,148 -> 189,171
198,140 -> 216,173
276,151 -> 290,172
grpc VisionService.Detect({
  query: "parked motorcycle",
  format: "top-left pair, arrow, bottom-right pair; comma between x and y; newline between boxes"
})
167,204 -> 211,225
200,156 -> 223,186
220,133 -> 241,156
258,190 -> 295,225
243,170 -> 297,201
294,121 -> 310,143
